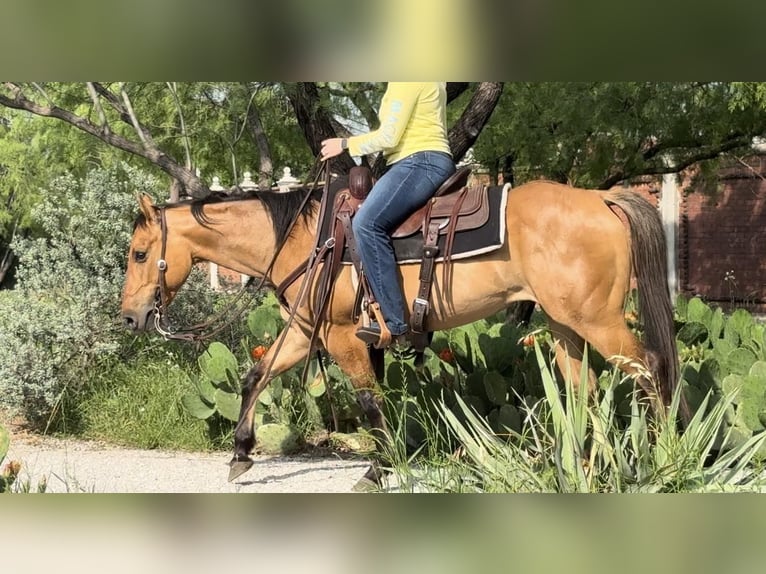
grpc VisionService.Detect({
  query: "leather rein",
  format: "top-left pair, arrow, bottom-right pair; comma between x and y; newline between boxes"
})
151,160 -> 327,342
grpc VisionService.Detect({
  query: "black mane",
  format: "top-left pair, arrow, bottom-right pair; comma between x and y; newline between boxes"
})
161,187 -> 324,246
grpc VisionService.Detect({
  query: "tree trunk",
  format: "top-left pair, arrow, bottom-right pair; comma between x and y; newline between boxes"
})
0,245 -> 14,287
446,83 -> 470,103
245,96 -> 274,189
448,82 -> 504,163
286,82 -> 357,176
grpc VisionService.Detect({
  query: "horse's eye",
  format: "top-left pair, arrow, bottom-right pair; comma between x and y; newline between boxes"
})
133,250 -> 147,263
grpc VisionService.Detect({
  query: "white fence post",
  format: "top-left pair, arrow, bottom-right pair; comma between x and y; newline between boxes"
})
276,166 -> 301,192
208,175 -> 226,290
660,174 -> 679,297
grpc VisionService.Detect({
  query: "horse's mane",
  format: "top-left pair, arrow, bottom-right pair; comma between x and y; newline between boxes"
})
133,187 -> 324,246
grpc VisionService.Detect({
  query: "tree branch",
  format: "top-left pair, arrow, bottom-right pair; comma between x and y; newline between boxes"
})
0,82 -> 209,198
85,82 -> 111,135
598,133 -> 755,189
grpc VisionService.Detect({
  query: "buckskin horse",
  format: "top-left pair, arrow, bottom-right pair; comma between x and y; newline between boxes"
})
120,173 -> 680,490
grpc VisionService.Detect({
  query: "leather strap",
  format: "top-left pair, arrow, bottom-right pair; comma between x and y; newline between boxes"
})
410,219 -> 441,335
441,187 -> 469,292
337,208 -> 367,323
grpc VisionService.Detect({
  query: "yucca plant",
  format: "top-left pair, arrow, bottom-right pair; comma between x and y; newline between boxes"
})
381,340 -> 766,493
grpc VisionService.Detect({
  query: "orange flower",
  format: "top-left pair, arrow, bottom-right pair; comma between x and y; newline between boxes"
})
251,345 -> 268,361
438,348 -> 455,363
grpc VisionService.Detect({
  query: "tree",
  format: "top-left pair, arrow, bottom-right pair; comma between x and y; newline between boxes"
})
473,82 -> 766,188
0,82 -> 504,198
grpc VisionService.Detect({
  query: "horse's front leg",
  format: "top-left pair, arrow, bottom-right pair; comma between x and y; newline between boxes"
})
322,326 -> 389,491
229,321 -> 310,481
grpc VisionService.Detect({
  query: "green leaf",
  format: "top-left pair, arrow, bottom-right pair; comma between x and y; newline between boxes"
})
247,306 -> 280,340
728,309 -> 754,341
461,395 -> 488,417
181,393 -> 216,420
256,423 -> 302,454
722,374 -> 745,402
257,387 -> 273,406
713,338 -> 735,360
698,358 -> 720,391
723,320 -> 740,348
687,297 -> 712,324
748,361 -> 766,380
307,373 -> 326,397
215,389 -> 242,422
708,308 -> 725,342
193,375 -> 217,405
497,404 -> 521,434
198,341 -> 239,388
735,400 -> 765,432
464,370 -> 488,400
484,371 -> 508,405
674,295 -> 688,322
677,322 -> 708,346
725,347 -> 757,376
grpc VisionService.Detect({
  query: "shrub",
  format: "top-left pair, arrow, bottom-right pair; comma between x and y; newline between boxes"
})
0,164 -> 158,425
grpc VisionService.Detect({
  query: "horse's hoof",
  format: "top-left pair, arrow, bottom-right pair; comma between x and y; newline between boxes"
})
352,477 -> 379,493
228,455 -> 254,482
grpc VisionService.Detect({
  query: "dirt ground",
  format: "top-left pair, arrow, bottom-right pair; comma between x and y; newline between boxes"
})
2,423 -> 373,493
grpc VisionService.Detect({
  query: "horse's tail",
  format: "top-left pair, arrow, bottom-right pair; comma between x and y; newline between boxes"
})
603,190 -> 685,421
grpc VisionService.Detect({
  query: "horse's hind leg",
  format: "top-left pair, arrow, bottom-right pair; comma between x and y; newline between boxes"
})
546,318 -> 598,395
322,327 -> 389,491
577,318 -> 664,413
229,322 -> 310,481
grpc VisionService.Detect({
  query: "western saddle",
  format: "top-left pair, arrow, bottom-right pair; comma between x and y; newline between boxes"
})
328,164 -> 490,350
274,164 -> 491,351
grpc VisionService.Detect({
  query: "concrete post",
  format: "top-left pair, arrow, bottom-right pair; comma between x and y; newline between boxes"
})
659,173 -> 679,297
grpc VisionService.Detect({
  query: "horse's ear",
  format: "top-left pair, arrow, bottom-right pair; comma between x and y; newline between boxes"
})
138,193 -> 156,221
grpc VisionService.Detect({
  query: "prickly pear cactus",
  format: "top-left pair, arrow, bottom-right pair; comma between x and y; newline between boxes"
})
182,342 -> 242,422
256,423 -> 301,454
722,361 -> 766,434
676,296 -> 766,454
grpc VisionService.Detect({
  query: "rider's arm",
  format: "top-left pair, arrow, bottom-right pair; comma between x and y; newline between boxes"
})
346,82 -> 422,157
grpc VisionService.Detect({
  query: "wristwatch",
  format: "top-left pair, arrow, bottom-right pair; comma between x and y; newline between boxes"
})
341,138 -> 348,150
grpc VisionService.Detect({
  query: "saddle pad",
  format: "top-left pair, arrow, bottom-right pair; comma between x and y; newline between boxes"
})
317,180 -> 510,265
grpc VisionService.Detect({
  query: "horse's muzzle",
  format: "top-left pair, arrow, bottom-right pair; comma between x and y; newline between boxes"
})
122,308 -> 153,332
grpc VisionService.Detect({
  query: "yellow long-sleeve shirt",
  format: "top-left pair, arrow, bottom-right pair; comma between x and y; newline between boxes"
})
347,82 -> 452,165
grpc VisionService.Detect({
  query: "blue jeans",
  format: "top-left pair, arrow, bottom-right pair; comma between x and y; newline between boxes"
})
352,151 -> 455,336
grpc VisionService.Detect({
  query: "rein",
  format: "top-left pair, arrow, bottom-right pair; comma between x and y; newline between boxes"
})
152,159 -> 327,342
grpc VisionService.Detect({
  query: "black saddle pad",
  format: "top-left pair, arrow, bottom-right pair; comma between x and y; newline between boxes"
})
317,180 -> 509,264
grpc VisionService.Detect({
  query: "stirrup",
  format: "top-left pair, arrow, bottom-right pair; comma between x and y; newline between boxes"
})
360,303 -> 393,348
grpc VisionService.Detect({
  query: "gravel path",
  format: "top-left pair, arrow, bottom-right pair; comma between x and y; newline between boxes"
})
4,434 -> 372,493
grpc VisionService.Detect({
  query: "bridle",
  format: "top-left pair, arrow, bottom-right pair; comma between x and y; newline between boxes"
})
150,159 -> 328,342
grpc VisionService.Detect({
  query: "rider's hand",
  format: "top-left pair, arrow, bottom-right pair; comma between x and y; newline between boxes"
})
320,138 -> 346,161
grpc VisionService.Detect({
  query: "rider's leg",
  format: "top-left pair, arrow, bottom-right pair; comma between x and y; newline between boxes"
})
352,151 -> 455,338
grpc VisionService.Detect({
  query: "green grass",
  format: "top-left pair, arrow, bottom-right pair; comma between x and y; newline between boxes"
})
59,357 -> 232,452
377,342 -> 766,493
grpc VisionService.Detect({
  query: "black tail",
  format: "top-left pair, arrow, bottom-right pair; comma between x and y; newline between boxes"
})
605,191 -> 688,422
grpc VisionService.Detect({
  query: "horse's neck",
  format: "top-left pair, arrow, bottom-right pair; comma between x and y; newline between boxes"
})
269,213 -> 319,284
167,201 -> 317,281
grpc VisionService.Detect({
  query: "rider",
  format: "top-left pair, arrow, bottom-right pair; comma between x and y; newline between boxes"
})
321,82 -> 455,346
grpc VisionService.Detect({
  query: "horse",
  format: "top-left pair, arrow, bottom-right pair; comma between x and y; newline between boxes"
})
120,178 -> 681,490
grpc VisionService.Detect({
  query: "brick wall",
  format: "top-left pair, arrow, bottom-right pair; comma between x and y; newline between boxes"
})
679,157 -> 766,312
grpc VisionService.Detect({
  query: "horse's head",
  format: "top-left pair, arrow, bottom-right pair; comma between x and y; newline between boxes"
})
121,194 -> 193,332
